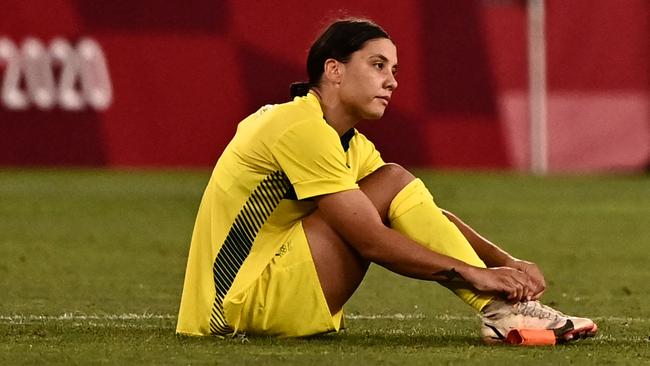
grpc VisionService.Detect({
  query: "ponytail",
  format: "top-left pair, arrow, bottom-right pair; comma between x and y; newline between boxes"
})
289,81 -> 312,98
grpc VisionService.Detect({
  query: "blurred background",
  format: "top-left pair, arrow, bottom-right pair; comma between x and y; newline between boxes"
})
1,0 -> 648,173
1,3 -> 649,362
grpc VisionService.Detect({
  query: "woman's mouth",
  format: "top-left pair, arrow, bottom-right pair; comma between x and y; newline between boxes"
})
376,96 -> 391,105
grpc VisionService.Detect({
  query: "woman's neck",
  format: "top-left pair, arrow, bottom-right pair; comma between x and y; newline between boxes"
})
310,88 -> 358,136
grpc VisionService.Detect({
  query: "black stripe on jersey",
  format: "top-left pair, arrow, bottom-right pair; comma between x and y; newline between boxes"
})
209,170 -> 292,335
340,128 -> 355,152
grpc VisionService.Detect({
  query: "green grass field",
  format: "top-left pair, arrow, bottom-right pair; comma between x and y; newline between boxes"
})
1,169 -> 649,365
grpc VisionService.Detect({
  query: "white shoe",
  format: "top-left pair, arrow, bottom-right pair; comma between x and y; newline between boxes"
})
480,299 -> 598,344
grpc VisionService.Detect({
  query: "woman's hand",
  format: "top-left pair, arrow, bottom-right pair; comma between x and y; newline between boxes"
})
504,258 -> 547,300
460,266 -> 538,302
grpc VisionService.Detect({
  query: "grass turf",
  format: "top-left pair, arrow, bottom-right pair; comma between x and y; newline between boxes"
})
1,169 -> 649,364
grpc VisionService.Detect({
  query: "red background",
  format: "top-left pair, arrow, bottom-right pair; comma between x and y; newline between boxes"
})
1,0 -> 648,171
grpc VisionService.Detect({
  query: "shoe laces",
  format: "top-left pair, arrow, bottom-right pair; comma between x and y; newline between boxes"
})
514,301 -> 563,321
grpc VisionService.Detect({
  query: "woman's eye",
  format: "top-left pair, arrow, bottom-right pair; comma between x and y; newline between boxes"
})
374,63 -> 384,70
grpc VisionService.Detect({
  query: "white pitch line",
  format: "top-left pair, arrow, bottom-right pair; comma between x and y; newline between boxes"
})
345,313 -> 427,320
0,313 -> 647,323
346,315 -> 650,323
0,313 -> 176,322
0,313 -> 428,322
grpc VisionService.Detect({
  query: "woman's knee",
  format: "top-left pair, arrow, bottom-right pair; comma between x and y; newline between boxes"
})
361,163 -> 415,188
375,163 -> 416,186
358,163 -> 416,221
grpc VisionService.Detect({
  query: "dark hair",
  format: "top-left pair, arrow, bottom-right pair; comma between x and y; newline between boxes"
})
290,18 -> 391,98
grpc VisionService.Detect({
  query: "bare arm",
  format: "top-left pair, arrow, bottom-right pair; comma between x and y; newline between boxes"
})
441,209 -> 546,300
441,209 -> 514,267
314,189 -> 538,301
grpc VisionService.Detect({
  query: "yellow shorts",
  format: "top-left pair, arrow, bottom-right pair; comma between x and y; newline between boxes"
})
222,222 -> 343,337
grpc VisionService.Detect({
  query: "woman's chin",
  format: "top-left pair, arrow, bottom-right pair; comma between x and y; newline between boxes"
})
361,108 -> 386,120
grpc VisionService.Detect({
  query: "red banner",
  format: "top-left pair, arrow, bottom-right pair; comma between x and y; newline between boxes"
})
1,0 -> 648,171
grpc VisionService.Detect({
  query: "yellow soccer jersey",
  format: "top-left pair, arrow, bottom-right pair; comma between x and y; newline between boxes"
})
176,92 -> 385,336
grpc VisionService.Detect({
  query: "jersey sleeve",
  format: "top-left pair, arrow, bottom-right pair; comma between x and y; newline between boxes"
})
270,119 -> 358,200
354,132 -> 385,180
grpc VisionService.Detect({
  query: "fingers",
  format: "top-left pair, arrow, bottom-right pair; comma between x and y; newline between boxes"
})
506,282 -> 525,301
518,261 -> 547,297
501,262 -> 547,302
531,282 -> 546,300
471,267 -> 540,302
525,275 -> 538,301
502,268 -> 536,302
527,271 -> 546,300
509,274 -> 525,301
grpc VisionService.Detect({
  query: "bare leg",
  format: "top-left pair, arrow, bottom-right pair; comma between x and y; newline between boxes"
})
303,164 -> 415,314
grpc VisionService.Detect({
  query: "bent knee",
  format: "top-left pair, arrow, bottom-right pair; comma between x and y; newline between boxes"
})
358,163 -> 416,207
372,163 -> 416,186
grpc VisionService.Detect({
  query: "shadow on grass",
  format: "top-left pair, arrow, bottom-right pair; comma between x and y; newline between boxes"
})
308,332 -> 482,347
175,332 -> 483,348
176,331 -> 621,350
3,323 -> 631,350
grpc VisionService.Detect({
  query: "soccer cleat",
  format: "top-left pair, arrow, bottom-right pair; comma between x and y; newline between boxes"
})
480,299 -> 598,345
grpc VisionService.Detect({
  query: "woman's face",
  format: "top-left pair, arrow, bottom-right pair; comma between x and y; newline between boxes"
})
338,38 -> 398,120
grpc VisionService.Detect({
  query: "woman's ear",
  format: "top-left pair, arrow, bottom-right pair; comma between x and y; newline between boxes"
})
323,58 -> 343,85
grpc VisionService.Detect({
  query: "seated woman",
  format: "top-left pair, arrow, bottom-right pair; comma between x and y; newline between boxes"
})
176,18 -> 597,344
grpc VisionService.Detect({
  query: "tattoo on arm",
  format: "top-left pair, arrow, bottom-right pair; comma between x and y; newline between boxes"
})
432,268 -> 465,282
